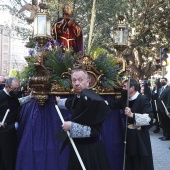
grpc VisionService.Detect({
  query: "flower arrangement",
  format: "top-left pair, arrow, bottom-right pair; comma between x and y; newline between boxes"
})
22,40 -> 123,89
44,40 -> 80,88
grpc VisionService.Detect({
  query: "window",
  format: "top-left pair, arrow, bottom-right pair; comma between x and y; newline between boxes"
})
3,37 -> 9,43
3,28 -> 10,36
3,53 -> 8,58
12,54 -> 17,58
3,61 -> 7,64
3,45 -> 8,51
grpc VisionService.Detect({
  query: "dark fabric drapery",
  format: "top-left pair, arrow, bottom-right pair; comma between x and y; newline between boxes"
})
15,96 -> 125,170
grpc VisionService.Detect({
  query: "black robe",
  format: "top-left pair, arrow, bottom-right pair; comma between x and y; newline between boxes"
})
0,90 -> 20,170
109,93 -> 154,170
62,89 -> 111,170
157,86 -> 170,137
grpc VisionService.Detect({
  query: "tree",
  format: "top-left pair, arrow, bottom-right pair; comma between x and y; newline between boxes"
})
1,0 -> 170,79
122,0 -> 170,79
9,68 -> 20,78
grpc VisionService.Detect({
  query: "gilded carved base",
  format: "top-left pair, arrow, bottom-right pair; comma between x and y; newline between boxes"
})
28,55 -> 125,105
34,95 -> 49,105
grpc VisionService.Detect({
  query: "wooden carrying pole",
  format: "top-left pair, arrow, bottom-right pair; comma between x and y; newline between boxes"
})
55,104 -> 86,170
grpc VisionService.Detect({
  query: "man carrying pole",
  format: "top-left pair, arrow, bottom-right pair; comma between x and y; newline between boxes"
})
108,79 -> 154,170
55,69 -> 111,170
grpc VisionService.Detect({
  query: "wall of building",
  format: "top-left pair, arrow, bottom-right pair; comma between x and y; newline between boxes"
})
0,25 -> 11,76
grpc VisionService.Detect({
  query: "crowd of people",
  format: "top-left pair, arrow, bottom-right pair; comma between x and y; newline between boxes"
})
0,2 -> 169,170
2,72 -> 169,170
139,78 -> 170,143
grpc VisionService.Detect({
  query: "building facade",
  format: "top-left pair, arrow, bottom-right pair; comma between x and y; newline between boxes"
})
0,25 -> 28,76
0,25 -> 11,76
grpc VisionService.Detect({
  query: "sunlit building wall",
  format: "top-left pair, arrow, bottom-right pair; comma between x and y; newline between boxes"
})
0,25 -> 11,76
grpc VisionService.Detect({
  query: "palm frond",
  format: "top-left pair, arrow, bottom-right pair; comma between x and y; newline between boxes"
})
95,53 -> 123,88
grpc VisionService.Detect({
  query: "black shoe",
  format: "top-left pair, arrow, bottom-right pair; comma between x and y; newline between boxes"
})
153,128 -> 160,133
160,137 -> 170,141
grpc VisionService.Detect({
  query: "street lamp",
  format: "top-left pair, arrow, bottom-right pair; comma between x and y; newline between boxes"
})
33,2 -> 51,47
29,1 -> 52,105
112,15 -> 128,54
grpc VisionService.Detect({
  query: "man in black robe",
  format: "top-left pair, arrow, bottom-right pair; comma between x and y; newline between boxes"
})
109,79 -> 154,170
56,69 -> 111,170
157,77 -> 170,140
0,77 -> 33,170
0,77 -> 21,170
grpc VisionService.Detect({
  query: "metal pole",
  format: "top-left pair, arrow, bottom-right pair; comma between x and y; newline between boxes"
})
162,67 -> 165,77
123,68 -> 131,170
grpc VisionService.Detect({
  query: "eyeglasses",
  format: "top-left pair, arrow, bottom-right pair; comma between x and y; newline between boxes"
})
9,86 -> 21,91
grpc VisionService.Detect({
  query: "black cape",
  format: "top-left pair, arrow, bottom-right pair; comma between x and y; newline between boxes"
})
67,88 -> 111,125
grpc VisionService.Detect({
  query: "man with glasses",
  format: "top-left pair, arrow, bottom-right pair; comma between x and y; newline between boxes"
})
0,77 -> 33,170
55,69 -> 111,170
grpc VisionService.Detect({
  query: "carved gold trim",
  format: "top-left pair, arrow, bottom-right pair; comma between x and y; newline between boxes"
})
28,55 -> 125,105
34,95 -> 49,105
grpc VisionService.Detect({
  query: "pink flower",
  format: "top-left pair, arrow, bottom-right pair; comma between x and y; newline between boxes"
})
48,45 -> 53,51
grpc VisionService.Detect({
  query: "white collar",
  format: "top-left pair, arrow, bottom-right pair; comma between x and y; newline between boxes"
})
162,85 -> 167,89
129,91 -> 139,101
3,88 -> 10,96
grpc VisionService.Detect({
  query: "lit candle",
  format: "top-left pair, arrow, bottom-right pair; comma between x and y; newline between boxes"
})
2,109 -> 10,124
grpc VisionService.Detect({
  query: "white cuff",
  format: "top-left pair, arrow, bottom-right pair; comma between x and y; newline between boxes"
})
19,96 -> 31,106
134,113 -> 151,126
70,122 -> 91,138
57,98 -> 68,110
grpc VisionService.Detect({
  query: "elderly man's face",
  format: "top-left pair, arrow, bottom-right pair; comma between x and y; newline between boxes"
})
71,71 -> 89,96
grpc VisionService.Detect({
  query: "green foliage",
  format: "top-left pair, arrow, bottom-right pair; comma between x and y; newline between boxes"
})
1,0 -> 170,79
45,46 -> 80,88
22,44 -> 121,89
90,47 -> 112,59
94,53 -> 121,88
20,56 -> 36,86
9,68 -> 20,78
44,44 -> 121,89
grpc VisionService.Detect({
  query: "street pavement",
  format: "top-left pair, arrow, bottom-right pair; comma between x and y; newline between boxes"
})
149,126 -> 170,170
